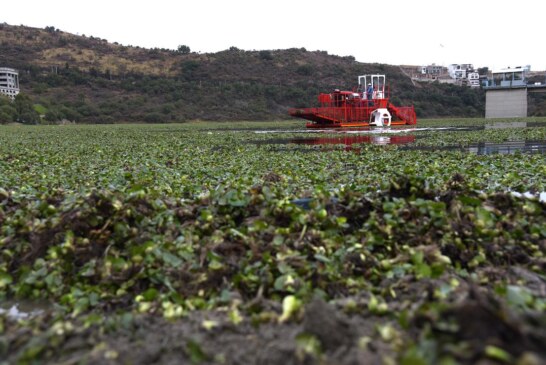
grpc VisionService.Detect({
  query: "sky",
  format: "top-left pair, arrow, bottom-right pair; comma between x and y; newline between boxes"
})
2,0 -> 545,71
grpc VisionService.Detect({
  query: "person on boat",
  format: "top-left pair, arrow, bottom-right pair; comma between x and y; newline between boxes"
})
366,83 -> 374,106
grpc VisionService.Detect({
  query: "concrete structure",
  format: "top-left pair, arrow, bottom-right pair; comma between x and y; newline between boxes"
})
485,88 -> 527,118
420,64 -> 447,76
485,80 -> 546,118
484,65 -> 546,118
489,66 -> 529,88
0,67 -> 19,100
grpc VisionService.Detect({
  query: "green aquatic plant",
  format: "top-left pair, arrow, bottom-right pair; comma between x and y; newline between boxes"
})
0,120 -> 545,364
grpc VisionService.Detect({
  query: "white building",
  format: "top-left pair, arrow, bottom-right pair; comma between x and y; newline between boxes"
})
467,71 -> 480,87
448,64 -> 474,80
0,67 -> 20,100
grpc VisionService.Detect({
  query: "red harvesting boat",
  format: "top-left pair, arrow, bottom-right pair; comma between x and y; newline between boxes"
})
289,74 -> 417,128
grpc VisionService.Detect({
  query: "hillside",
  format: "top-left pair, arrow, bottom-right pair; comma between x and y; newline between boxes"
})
0,23 -> 488,123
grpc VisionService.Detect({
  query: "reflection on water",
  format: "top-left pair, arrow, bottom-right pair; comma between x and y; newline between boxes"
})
252,121 -> 546,135
485,122 -> 528,129
289,135 -> 416,146
254,127 -> 459,134
468,141 -> 546,155
254,133 -> 545,155
250,121 -> 546,155
485,121 -> 546,129
254,135 -> 416,148
401,140 -> 546,155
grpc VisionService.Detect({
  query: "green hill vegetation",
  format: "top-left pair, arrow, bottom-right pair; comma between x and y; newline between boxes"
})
3,22 -> 540,124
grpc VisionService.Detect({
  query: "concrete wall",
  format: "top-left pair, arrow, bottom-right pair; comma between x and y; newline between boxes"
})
485,88 -> 527,118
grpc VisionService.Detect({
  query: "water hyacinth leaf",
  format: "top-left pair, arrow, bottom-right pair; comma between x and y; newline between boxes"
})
202,320 -> 219,330
89,292 -> 99,306
79,261 -> 97,277
274,274 -> 296,292
475,207 -> 495,228
272,235 -> 284,246
0,272 -> 12,289
154,248 -> 183,267
377,324 -> 398,342
505,285 -> 534,309
484,345 -> 513,363
108,257 -> 129,272
228,308 -> 243,325
126,183 -> 145,193
399,348 -> 429,365
186,339 -> 209,363
411,251 -> 424,265
459,195 -> 482,207
279,295 -> 302,323
295,333 -> 322,357
74,297 -> 89,314
314,254 -> 331,263
142,288 -> 159,302
0,121 -> 545,363
415,263 -> 432,279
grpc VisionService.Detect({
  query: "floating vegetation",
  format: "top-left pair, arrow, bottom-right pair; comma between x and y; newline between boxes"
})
1,120 -> 545,364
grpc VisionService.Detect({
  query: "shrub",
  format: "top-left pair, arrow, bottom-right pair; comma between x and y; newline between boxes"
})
144,112 -> 164,123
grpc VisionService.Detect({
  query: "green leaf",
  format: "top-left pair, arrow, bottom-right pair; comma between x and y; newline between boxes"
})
0,272 -> 13,289
279,295 -> 302,322
415,263 -> 432,279
156,249 -> 183,267
505,285 -> 533,309
485,345 -> 512,363
186,339 -> 209,364
142,288 -> 159,301
228,308 -> 243,325
314,254 -> 331,263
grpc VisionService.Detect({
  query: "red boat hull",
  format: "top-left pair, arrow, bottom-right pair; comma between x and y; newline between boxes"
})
289,103 -> 417,128
288,80 -> 417,128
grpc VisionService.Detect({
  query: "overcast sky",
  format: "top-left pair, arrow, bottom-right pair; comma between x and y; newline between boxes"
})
2,0 -> 545,71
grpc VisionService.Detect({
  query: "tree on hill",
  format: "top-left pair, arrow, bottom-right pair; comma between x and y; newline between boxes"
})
14,93 -> 41,124
0,95 -> 17,124
177,45 -> 191,54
